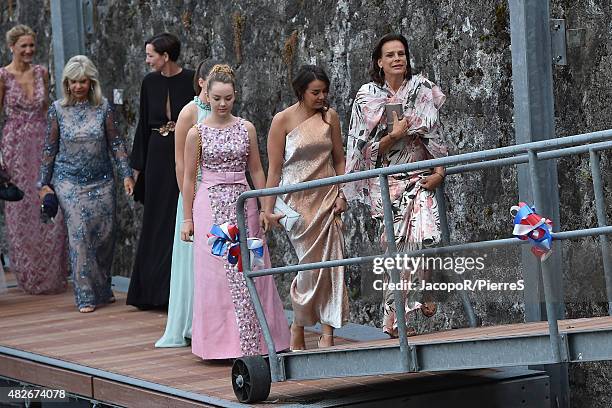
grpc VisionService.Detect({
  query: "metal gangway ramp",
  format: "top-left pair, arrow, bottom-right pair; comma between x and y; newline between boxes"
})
231,128 -> 612,404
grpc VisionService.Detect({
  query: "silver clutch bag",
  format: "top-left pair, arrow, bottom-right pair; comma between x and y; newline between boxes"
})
273,197 -> 301,232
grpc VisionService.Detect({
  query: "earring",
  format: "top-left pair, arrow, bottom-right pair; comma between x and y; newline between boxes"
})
379,67 -> 383,77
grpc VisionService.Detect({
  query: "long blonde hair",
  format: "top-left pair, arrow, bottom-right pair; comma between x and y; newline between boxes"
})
6,24 -> 35,47
60,55 -> 103,107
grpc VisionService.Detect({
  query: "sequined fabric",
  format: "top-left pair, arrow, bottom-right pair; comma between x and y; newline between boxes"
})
0,65 -> 68,294
280,114 -> 349,328
205,121 -> 261,355
191,119 -> 290,359
38,98 -> 132,308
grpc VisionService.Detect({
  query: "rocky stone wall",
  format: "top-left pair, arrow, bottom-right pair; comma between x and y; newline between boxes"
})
1,1 -> 611,406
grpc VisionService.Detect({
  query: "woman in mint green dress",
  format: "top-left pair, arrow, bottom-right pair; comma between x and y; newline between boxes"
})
156,60 -> 213,347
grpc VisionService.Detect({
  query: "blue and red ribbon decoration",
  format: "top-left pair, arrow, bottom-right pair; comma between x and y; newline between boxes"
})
207,222 -> 265,271
511,202 -> 553,261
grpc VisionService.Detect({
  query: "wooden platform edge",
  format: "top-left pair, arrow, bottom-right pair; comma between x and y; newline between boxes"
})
0,354 -> 93,397
0,346 -> 246,408
278,321 -> 612,381
93,378 -> 215,408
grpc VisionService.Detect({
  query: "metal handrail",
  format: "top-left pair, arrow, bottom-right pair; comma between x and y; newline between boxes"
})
238,128 -> 612,201
236,128 -> 612,382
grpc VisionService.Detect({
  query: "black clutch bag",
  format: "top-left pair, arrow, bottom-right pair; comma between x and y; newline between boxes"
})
0,167 -> 24,202
41,191 -> 59,223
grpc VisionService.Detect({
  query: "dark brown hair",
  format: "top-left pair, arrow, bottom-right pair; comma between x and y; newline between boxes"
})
369,33 -> 412,85
193,59 -> 218,94
292,64 -> 330,121
145,32 -> 181,61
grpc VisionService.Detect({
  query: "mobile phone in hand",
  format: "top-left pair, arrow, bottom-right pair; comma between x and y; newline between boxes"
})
385,103 -> 403,132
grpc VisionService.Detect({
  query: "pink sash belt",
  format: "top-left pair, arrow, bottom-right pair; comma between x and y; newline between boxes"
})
199,170 -> 249,189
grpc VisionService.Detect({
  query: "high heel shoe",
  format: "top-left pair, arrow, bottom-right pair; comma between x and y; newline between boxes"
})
317,333 -> 334,348
420,302 -> 437,318
384,326 -> 417,338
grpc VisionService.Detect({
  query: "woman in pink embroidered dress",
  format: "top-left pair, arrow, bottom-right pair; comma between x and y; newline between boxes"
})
345,33 -> 448,337
181,64 -> 289,359
0,25 -> 67,294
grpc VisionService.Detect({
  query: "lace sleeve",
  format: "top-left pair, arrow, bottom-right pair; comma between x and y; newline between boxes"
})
104,102 -> 132,180
37,103 -> 59,188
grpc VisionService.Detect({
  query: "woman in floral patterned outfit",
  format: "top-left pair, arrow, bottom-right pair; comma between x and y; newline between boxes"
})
0,25 -> 68,294
345,33 -> 448,337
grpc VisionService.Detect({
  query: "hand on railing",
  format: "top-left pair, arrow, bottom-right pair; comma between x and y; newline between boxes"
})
419,172 -> 444,191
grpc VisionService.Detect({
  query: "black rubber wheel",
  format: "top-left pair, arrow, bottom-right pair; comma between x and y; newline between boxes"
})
231,356 -> 271,403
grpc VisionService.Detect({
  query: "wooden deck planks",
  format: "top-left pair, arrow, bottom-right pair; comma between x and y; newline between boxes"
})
2,286 -> 612,406
0,287 -> 362,404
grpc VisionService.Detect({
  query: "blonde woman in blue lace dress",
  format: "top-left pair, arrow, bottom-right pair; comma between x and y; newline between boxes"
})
38,55 -> 134,313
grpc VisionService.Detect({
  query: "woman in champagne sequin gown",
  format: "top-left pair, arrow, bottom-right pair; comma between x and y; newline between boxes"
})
264,65 -> 348,350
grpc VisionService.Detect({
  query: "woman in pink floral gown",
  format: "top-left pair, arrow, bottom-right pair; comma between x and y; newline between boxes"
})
0,25 -> 67,294
345,33 -> 448,337
181,65 -> 289,359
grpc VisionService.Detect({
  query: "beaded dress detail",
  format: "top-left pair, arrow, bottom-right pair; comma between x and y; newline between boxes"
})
38,98 -> 132,308
191,118 -> 289,359
0,65 -> 68,294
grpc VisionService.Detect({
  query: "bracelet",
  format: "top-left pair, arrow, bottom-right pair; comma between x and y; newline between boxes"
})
433,172 -> 445,179
182,219 -> 193,223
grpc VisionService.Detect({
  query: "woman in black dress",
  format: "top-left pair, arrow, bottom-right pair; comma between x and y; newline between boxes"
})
128,33 -> 195,309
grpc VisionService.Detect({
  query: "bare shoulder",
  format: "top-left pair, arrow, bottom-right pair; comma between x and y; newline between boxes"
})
270,108 -> 292,131
178,102 -> 197,120
326,107 -> 340,124
242,119 -> 256,133
187,124 -> 200,138
272,109 -> 288,123
326,107 -> 339,119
